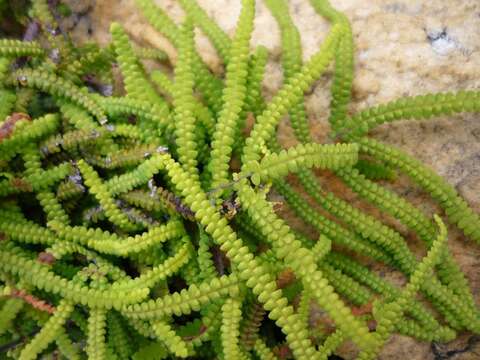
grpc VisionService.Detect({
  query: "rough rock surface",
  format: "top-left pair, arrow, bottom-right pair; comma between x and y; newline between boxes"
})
61,1 -> 480,359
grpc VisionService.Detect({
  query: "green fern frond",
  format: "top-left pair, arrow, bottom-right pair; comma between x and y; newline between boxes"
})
173,20 -> 200,179
111,22 -> 165,105
11,69 -> 107,124
0,39 -> 45,58
152,321 -> 190,358
178,0 -> 231,63
338,90 -> 480,139
87,308 -> 108,360
18,300 -> 74,360
221,298 -> 248,360
208,0 -> 255,193
244,142 -> 358,185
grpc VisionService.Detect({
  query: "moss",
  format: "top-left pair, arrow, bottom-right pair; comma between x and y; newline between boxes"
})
0,0 -> 479,359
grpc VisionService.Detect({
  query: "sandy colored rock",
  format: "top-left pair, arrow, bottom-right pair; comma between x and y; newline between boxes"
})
61,0 -> 480,359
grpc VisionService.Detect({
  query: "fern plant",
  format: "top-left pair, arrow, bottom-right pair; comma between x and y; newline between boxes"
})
0,0 -> 479,359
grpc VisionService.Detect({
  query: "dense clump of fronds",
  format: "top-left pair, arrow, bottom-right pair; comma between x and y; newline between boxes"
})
0,0 -> 479,359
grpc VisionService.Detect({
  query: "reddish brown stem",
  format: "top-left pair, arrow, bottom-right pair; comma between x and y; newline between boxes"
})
10,288 -> 56,314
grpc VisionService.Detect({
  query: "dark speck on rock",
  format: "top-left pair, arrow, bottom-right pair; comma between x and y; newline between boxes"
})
426,28 -> 448,43
471,128 -> 480,140
425,27 -> 471,56
385,3 -> 408,13
431,335 -> 480,360
425,27 -> 456,55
